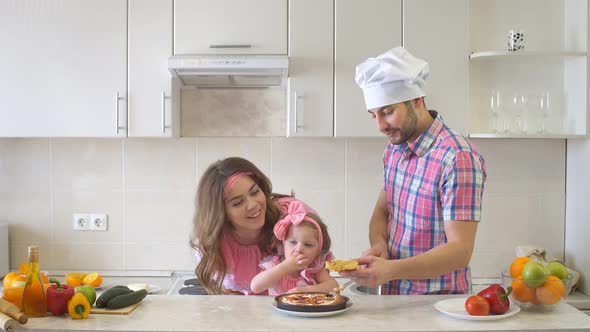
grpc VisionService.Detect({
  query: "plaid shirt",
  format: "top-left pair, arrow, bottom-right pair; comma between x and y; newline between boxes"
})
381,111 -> 486,295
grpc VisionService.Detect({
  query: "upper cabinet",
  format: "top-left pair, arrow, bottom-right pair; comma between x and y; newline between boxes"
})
405,0 -> 470,136
334,0 -> 402,137
174,0 -> 288,55
287,0 -> 333,137
468,0 -> 588,138
333,0 -> 469,137
0,0 -> 128,137
128,0 -> 179,137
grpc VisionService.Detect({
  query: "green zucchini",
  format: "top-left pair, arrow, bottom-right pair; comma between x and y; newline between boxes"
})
96,286 -> 133,308
106,289 -> 148,309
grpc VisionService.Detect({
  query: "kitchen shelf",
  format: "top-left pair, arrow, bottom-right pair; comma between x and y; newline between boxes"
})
469,51 -> 587,60
468,133 -> 587,139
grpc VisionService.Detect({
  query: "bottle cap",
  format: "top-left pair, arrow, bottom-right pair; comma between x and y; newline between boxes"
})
27,245 -> 38,254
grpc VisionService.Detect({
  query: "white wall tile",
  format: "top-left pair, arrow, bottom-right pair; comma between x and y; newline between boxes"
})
196,137 -> 271,180
52,243 -> 125,270
125,243 -> 194,271
52,189 -> 124,243
124,138 -> 197,191
52,139 -> 123,191
0,139 -> 52,265
345,138 -> 388,258
124,190 -> 194,243
271,138 -> 346,258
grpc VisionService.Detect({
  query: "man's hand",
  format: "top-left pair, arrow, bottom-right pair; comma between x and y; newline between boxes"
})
340,255 -> 392,288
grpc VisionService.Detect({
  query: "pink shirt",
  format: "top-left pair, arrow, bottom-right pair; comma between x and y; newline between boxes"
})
218,232 -> 267,295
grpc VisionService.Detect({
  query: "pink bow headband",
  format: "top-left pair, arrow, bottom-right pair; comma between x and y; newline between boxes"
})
223,172 -> 253,199
273,200 -> 323,250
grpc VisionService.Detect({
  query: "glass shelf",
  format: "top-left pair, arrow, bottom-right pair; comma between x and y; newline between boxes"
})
469,51 -> 587,60
468,133 -> 587,139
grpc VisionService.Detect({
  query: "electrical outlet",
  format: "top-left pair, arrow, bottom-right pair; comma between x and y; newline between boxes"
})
73,213 -> 90,230
90,213 -> 108,231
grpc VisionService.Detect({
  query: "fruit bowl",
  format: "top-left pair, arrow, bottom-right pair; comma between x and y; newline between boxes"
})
501,272 -> 573,311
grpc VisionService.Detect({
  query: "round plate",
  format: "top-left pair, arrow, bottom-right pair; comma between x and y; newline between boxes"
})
275,293 -> 349,312
147,284 -> 161,294
434,298 -> 520,321
272,303 -> 352,318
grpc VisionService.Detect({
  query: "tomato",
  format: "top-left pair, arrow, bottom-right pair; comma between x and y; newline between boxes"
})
464,295 -> 490,316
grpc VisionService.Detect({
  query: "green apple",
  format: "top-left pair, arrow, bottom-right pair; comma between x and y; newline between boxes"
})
545,261 -> 569,280
75,284 -> 96,306
521,261 -> 546,287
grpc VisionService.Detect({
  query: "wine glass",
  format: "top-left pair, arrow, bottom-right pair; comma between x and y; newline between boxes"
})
489,90 -> 502,134
537,91 -> 551,135
512,93 -> 528,134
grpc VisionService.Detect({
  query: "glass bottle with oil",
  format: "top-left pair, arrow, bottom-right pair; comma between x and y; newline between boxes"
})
22,245 -> 47,317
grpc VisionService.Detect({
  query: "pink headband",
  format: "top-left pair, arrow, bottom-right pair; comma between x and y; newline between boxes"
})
273,200 -> 323,250
223,172 -> 253,199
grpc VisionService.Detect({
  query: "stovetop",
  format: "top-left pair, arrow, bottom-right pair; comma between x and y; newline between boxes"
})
178,277 -> 208,295
168,275 -> 209,295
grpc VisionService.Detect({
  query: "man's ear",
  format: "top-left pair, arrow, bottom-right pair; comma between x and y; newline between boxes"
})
412,97 -> 423,108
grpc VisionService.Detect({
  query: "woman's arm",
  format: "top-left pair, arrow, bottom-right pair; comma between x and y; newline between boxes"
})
287,269 -> 339,293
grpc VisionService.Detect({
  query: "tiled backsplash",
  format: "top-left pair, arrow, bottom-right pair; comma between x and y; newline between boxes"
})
0,136 -> 565,278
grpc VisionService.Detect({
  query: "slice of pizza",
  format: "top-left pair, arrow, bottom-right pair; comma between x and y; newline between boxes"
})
325,259 -> 359,272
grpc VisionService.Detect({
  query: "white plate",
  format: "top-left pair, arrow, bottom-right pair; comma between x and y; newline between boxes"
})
271,303 -> 352,318
147,284 -> 161,294
434,298 -> 520,321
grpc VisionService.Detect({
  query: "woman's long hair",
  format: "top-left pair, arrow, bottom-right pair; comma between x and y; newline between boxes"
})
190,157 -> 283,294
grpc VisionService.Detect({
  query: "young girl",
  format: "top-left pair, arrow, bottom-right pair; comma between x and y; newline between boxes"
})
250,198 -> 339,295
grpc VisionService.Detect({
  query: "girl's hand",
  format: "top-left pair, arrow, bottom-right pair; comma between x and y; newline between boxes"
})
282,253 -> 312,273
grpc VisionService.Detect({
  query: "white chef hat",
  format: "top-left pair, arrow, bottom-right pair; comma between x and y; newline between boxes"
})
355,47 -> 429,110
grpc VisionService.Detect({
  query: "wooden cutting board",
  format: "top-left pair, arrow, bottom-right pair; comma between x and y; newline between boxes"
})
90,302 -> 142,315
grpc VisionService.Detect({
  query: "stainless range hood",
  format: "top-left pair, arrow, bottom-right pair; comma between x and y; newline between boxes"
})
168,55 -> 289,88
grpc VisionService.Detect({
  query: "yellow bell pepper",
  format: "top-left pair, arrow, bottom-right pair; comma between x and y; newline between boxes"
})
68,293 -> 90,319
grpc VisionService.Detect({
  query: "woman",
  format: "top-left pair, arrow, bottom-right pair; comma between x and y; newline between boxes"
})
191,157 -> 295,295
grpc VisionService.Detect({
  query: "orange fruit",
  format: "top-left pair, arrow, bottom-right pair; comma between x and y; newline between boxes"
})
536,275 -> 566,305
1,286 -> 24,311
511,277 -> 535,303
82,272 -> 102,287
65,273 -> 87,287
3,271 -> 19,288
10,274 -> 26,287
510,256 -> 532,278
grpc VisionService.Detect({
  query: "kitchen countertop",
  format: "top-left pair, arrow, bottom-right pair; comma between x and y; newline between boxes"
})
19,294 -> 590,332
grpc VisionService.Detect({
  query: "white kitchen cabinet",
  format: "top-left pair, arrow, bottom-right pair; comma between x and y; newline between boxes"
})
404,0 -> 470,135
0,0 -> 128,137
287,0 -> 333,137
334,0 -> 402,137
128,0 -> 179,137
468,0 -> 588,138
174,0 -> 287,55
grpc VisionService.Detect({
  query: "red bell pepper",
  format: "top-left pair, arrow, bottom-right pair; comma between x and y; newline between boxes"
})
46,278 -> 75,316
477,283 -> 512,315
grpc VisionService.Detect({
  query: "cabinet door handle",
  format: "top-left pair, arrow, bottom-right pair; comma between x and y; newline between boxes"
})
115,92 -> 125,134
162,91 -> 171,133
293,91 -> 304,134
209,44 -> 252,49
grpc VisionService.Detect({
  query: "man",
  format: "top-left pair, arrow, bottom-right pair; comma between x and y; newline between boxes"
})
341,47 -> 486,295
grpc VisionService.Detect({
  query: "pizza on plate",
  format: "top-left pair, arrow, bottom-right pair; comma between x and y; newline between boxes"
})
277,293 -> 345,306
